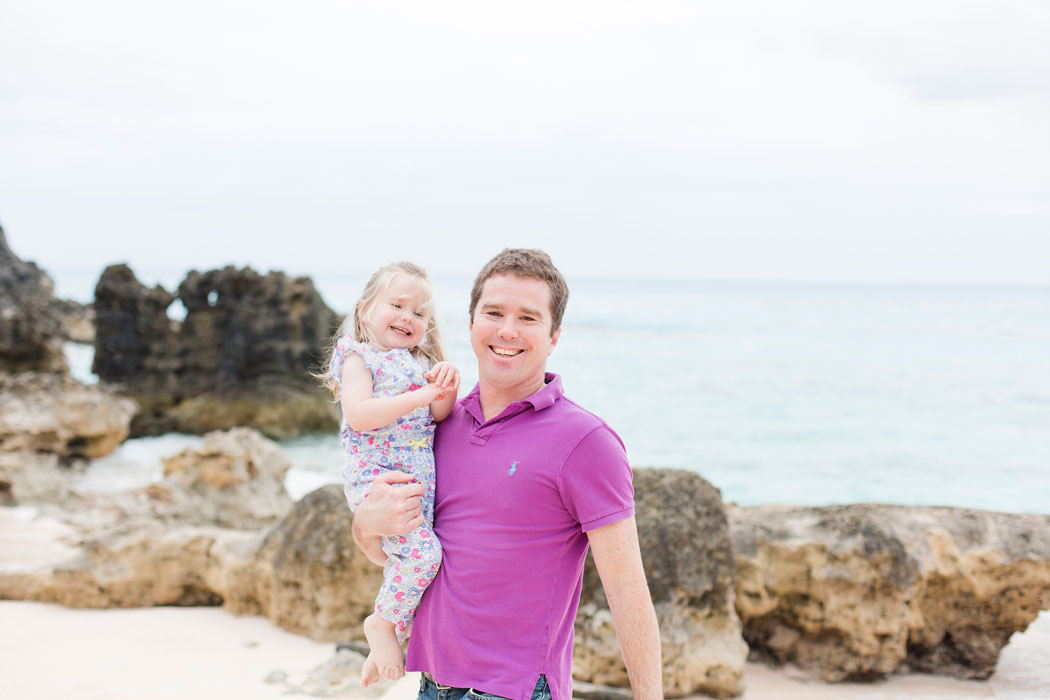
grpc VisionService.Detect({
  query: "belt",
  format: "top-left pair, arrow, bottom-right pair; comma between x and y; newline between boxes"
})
421,672 -> 453,690
421,673 -> 501,697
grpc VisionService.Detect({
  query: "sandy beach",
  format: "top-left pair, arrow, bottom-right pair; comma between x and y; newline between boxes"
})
3,600 -> 1048,700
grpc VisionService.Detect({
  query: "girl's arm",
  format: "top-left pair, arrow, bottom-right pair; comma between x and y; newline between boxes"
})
339,354 -> 443,431
426,361 -> 461,423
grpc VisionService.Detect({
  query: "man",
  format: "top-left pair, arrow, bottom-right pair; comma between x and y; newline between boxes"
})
353,249 -> 661,700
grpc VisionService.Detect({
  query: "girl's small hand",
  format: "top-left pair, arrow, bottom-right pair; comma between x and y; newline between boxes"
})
425,361 -> 460,392
413,381 -> 447,408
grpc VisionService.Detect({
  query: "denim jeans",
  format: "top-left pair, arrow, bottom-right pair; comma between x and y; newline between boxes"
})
417,672 -> 551,700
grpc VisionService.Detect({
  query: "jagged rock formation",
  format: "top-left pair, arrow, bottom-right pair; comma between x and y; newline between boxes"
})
575,469 -> 747,698
93,263 -> 340,439
730,504 -> 1050,682
3,427 -> 293,533
155,427 -> 294,529
0,372 -> 135,460
0,225 -> 69,373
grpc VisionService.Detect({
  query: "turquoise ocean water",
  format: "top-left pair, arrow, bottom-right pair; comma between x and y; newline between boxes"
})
54,268 -> 1050,514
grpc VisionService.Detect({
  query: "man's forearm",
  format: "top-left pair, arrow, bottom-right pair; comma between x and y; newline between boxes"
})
608,582 -> 663,700
588,518 -> 663,700
352,514 -> 388,566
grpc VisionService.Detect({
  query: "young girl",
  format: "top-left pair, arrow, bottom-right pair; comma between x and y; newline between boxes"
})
325,262 -> 459,686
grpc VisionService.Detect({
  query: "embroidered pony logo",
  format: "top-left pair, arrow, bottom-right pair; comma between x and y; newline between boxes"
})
508,461 -> 519,476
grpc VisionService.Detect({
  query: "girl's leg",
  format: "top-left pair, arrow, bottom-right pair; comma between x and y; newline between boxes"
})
360,612 -> 403,687
361,523 -> 442,686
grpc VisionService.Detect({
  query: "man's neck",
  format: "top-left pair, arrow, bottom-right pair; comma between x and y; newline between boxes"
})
478,375 -> 547,422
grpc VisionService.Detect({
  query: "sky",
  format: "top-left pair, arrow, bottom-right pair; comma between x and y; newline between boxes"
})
2,1 -> 1049,287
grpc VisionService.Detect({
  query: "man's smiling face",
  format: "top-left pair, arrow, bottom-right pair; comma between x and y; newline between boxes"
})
470,274 -> 561,400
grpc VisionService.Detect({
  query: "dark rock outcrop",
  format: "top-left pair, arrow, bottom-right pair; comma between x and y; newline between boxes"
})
575,469 -> 746,698
93,263 -> 340,438
730,504 -> 1050,682
0,225 -> 69,373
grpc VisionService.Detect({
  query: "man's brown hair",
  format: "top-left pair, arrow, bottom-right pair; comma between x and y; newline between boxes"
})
469,248 -> 569,336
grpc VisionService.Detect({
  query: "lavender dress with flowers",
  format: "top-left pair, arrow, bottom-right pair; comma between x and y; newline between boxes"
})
330,335 -> 441,644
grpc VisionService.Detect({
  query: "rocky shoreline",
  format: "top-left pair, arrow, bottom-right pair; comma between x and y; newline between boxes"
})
2,430 -> 1048,698
2,226 -> 1049,698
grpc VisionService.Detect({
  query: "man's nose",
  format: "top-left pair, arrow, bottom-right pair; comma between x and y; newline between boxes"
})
497,316 -> 518,339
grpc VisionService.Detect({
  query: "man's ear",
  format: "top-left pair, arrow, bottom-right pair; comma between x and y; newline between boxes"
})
548,327 -> 561,355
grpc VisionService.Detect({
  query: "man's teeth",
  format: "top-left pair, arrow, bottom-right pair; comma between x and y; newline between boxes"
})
492,347 -> 521,356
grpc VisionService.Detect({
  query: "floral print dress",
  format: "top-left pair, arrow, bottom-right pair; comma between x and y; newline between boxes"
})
330,335 -> 442,643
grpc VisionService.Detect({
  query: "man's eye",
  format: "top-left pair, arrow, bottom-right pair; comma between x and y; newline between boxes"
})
487,311 -> 501,317
521,316 -> 535,322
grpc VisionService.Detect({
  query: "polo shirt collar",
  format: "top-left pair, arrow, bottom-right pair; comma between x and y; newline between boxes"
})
462,372 -> 563,424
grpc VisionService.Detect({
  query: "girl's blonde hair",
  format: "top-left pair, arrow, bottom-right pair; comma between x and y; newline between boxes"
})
319,262 -> 446,394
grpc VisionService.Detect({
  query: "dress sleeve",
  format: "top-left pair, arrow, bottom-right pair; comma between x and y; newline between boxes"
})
558,425 -> 635,532
330,335 -> 368,394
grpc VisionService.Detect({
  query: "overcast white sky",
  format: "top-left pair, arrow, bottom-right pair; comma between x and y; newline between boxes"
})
2,1 -> 1048,286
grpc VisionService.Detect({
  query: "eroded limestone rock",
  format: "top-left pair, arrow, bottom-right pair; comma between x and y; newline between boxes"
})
0,451 -> 84,507
0,372 -> 135,459
93,263 -> 340,439
155,427 -> 294,529
228,485 -> 384,641
575,469 -> 747,699
730,504 -> 1050,682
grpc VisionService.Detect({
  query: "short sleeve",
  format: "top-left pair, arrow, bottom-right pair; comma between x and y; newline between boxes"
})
329,335 -> 367,393
558,425 -> 635,532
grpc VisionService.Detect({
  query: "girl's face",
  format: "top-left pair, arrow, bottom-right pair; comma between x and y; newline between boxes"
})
364,275 -> 430,351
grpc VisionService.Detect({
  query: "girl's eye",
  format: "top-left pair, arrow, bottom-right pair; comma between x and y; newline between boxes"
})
392,303 -> 402,309
414,311 -> 424,318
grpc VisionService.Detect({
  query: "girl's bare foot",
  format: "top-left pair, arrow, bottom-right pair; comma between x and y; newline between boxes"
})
360,652 -> 382,688
361,614 -> 404,687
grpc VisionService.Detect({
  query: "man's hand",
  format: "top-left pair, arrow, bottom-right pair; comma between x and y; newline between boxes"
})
351,471 -> 425,566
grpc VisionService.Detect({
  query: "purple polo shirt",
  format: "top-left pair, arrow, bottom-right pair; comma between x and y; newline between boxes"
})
406,373 -> 635,700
